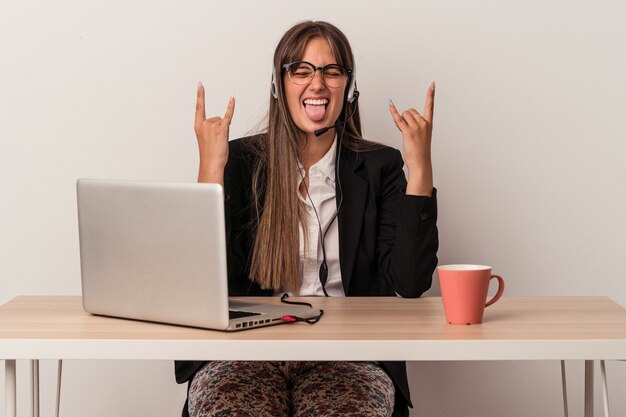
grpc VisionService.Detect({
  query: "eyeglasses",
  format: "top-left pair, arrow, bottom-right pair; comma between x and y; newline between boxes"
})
283,61 -> 352,88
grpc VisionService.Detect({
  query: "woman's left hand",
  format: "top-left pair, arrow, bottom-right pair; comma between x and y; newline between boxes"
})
389,82 -> 435,196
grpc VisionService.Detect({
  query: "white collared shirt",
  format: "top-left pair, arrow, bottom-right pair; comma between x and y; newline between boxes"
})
296,137 -> 345,297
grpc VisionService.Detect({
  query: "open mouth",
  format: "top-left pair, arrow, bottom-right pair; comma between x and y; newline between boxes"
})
303,98 -> 329,122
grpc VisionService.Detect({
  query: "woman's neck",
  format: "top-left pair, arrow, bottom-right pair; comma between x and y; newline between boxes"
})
299,129 -> 335,171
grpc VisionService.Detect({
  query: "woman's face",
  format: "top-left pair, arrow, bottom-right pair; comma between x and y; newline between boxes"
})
283,37 -> 347,136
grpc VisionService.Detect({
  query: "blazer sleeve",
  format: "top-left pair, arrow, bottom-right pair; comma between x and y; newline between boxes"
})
376,148 -> 439,297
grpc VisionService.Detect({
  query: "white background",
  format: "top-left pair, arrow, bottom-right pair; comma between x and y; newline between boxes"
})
1,0 -> 625,416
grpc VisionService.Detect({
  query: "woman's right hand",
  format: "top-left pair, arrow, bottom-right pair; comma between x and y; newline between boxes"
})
194,82 -> 235,184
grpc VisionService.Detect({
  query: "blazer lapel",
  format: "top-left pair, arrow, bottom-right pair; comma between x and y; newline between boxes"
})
337,148 -> 368,293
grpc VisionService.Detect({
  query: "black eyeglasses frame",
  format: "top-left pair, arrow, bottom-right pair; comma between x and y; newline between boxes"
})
282,61 -> 352,88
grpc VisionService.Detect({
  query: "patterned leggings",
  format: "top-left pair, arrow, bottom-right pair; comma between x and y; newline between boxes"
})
188,361 -> 395,417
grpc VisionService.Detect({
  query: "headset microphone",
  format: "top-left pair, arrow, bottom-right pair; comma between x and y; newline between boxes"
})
314,126 -> 335,137
313,90 -> 359,138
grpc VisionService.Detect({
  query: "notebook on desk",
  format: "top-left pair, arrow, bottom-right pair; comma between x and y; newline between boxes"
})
76,178 -> 321,331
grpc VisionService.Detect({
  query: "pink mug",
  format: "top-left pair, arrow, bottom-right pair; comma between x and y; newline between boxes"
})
437,264 -> 505,325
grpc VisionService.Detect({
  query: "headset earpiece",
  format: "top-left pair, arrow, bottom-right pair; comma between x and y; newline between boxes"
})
349,88 -> 359,103
271,68 -> 278,99
346,69 -> 358,103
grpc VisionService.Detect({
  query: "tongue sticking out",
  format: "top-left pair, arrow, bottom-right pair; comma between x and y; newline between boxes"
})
304,103 -> 326,122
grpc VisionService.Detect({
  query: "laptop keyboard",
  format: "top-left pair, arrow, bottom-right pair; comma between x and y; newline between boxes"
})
229,310 -> 262,320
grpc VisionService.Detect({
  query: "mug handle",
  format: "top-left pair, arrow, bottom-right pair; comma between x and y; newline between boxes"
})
485,275 -> 505,307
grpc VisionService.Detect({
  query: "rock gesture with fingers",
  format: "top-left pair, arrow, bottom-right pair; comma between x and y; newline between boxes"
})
194,82 -> 235,185
389,82 -> 435,197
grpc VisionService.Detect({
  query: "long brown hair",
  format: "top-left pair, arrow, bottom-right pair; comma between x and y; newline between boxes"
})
247,21 -> 378,292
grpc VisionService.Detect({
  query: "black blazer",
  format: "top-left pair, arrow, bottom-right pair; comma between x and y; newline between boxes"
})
176,136 -> 439,417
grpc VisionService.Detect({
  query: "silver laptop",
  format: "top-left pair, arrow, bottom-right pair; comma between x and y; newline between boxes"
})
76,178 -> 321,331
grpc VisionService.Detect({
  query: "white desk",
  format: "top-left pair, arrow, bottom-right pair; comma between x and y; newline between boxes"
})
2,295 -> 626,416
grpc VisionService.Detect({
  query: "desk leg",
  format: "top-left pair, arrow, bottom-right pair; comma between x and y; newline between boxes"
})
585,360 -> 594,417
31,359 -> 40,417
561,361 -> 569,417
600,361 -> 610,417
5,360 -> 16,417
55,360 -> 63,417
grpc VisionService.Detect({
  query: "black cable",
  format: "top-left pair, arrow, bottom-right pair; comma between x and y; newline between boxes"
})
299,117 -> 348,297
280,293 -> 324,324
288,84 -> 358,296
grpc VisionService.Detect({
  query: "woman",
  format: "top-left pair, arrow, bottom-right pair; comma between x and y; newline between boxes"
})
176,20 -> 438,417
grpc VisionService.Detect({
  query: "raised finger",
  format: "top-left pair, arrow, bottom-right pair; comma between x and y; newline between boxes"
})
405,108 -> 423,127
388,100 -> 407,132
223,96 -> 235,124
195,82 -> 206,125
423,82 -> 435,123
